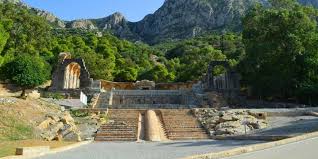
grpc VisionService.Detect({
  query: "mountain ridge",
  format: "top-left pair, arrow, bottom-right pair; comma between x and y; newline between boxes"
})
66,0 -> 318,44
2,0 -> 318,44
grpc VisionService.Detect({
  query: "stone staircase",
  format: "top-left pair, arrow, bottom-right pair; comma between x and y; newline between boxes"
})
95,109 -> 140,141
161,109 -> 209,140
156,111 -> 168,139
94,109 -> 209,141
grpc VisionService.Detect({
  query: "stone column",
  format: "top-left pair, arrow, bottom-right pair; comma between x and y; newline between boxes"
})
69,67 -> 74,89
76,74 -> 80,88
73,72 -> 77,89
64,68 -> 69,89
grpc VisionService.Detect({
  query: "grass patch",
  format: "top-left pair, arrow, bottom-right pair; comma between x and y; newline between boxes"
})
0,110 -> 34,141
44,92 -> 65,99
70,109 -> 89,117
0,140 -> 75,157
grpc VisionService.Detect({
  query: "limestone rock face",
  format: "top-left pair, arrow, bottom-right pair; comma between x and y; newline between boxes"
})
132,0 -> 262,44
68,20 -> 97,30
193,108 -> 268,136
85,0 -> 318,44
34,9 -> 66,28
94,12 -> 141,41
98,12 -> 126,30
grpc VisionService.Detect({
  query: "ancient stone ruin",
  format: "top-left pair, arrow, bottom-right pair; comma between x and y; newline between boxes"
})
47,54 -> 253,142
50,52 -> 92,91
203,60 -> 241,98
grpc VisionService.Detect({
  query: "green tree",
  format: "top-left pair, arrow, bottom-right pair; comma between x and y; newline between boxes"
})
0,20 -> 10,66
1,55 -> 50,97
139,64 -> 175,82
167,41 -> 226,81
240,0 -> 318,100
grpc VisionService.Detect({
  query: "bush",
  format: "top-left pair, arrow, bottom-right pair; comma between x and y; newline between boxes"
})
45,92 -> 64,99
70,109 -> 89,117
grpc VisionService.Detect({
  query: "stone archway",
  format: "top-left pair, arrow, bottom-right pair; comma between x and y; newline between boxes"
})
64,62 -> 81,89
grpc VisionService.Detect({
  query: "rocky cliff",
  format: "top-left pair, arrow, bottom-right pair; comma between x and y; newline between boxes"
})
131,0 -> 265,43
65,0 -> 318,44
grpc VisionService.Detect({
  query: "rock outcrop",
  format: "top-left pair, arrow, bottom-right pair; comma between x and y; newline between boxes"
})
34,9 -> 66,28
193,108 -> 268,136
37,111 -> 81,141
67,19 -> 97,30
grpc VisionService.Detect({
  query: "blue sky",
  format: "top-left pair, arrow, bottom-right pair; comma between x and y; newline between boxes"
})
22,0 -> 165,22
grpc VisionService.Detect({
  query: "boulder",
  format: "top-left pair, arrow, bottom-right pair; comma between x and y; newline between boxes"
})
215,121 -> 251,135
38,111 -> 81,142
37,118 -> 55,130
40,122 -> 64,141
193,108 -> 268,136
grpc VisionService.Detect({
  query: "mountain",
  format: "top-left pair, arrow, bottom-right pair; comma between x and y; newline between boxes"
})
67,0 -> 266,43
2,0 -> 318,44
65,0 -> 318,44
131,0 -> 266,43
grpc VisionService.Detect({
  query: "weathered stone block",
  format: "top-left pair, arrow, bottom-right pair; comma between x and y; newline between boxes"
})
16,146 -> 50,156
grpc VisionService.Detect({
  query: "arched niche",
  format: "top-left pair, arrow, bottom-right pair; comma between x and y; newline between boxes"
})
64,62 -> 81,89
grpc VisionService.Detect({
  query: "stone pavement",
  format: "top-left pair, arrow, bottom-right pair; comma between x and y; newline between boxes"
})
223,137 -> 318,159
35,140 -> 262,159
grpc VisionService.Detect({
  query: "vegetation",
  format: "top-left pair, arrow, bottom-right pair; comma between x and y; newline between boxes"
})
70,109 -> 89,117
44,92 -> 65,99
240,0 -> 318,103
0,110 -> 33,141
1,55 -> 50,96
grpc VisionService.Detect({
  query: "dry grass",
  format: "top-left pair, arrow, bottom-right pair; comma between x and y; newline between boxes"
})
0,140 -> 76,157
0,98 -> 62,141
0,96 -> 72,157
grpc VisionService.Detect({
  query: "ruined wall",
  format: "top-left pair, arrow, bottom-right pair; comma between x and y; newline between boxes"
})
111,90 -> 187,105
155,82 -> 196,90
100,80 -> 195,91
101,81 -> 134,91
50,53 -> 92,91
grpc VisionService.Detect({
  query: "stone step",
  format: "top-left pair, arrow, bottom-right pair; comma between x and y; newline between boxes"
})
98,128 -> 136,131
95,109 -> 140,142
161,110 -> 209,140
96,134 -> 137,137
100,125 -> 137,128
164,126 -> 204,129
166,130 -> 207,133
97,129 -> 136,132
